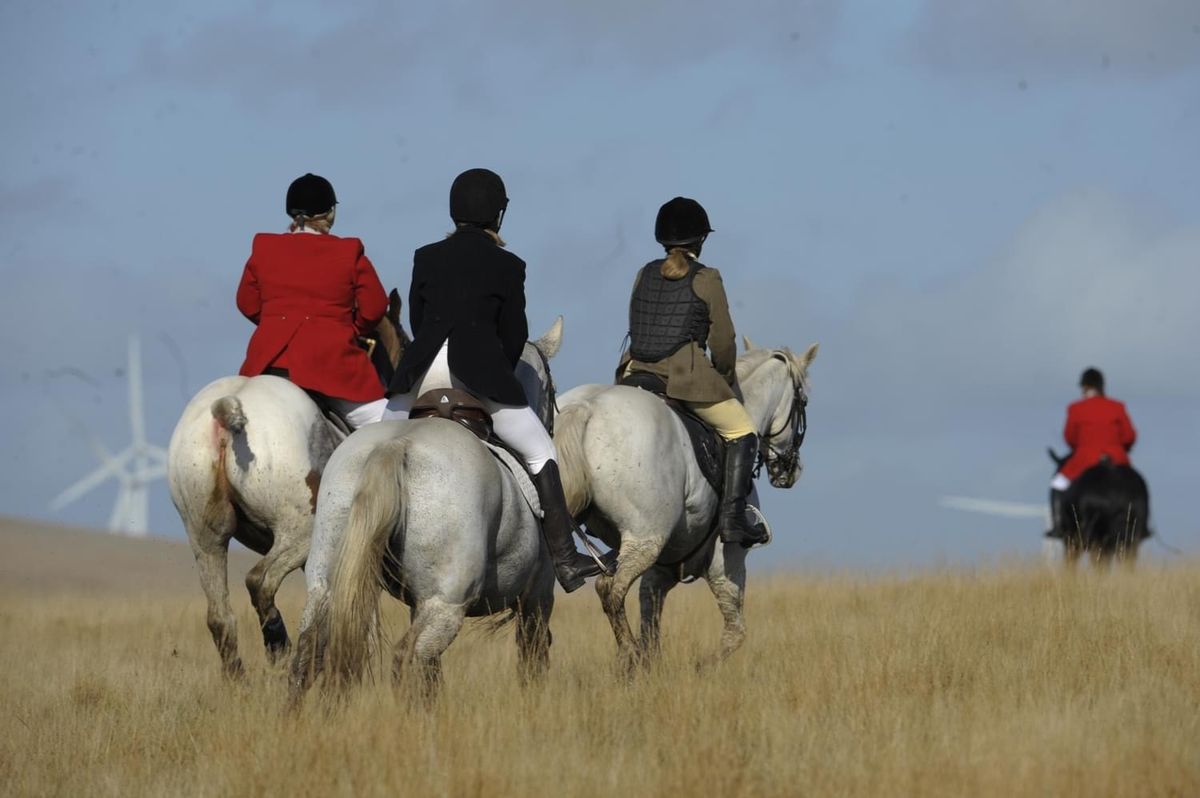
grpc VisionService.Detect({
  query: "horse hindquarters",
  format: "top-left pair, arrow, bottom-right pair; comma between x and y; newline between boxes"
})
168,384 -> 247,677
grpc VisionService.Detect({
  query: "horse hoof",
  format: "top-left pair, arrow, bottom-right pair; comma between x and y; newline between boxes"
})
224,658 -> 246,680
262,614 -> 290,661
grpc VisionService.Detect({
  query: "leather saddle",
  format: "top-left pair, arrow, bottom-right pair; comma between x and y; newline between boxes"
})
619,372 -> 723,491
264,367 -> 354,436
409,388 -> 494,441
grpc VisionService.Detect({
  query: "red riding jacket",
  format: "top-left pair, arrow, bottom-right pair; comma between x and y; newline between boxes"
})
237,232 -> 388,402
1058,395 -> 1136,481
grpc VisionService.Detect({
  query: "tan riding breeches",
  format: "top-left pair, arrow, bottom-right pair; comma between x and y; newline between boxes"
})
688,398 -> 755,441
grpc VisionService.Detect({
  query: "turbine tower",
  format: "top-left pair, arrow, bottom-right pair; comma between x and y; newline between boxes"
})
50,335 -> 168,536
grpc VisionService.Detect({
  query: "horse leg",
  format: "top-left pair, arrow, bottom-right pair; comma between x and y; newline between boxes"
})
245,522 -> 310,665
393,597 -> 466,704
704,542 -> 749,663
638,564 -> 679,664
595,538 -> 662,677
516,578 -> 555,686
287,588 -> 329,711
188,529 -> 243,678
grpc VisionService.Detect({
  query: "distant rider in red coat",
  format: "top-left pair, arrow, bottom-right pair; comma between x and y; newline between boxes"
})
237,173 -> 389,428
1049,367 -> 1137,535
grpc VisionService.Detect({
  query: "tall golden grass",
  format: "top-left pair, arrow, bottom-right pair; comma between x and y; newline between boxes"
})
1,520 -> 1198,797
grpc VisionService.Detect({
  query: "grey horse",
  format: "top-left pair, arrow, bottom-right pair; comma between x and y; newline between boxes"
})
555,338 -> 817,672
165,299 -> 407,676
288,325 -> 563,703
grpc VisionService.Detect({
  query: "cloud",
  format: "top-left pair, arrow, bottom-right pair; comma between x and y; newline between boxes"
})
0,176 -> 89,217
846,190 -> 1200,403
909,0 -> 1200,77
136,0 -> 841,105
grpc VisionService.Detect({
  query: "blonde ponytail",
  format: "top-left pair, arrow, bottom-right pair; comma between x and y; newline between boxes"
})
289,208 -> 336,234
660,247 -> 691,279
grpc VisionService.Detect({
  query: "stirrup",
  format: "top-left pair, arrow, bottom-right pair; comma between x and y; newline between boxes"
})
574,528 -> 615,576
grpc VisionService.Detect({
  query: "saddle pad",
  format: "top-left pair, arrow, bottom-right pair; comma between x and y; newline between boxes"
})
483,441 -> 543,519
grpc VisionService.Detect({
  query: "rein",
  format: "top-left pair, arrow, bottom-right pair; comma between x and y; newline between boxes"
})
754,353 -> 809,482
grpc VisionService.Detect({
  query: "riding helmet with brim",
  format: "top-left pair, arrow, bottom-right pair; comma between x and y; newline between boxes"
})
655,197 -> 713,246
450,168 -> 509,230
1080,367 -> 1105,392
286,173 -> 337,217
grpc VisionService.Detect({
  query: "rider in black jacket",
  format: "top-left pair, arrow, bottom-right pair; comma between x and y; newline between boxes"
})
385,169 -> 604,592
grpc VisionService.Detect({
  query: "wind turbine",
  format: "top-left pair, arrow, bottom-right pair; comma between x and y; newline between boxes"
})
939,495 -> 1063,563
50,335 -> 168,536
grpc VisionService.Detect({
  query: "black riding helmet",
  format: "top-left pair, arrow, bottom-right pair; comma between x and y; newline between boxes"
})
450,168 -> 509,231
1080,367 -> 1105,393
655,196 -> 713,247
286,173 -> 337,217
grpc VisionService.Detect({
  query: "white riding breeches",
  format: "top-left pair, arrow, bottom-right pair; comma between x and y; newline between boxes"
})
326,397 -> 388,429
382,341 -> 557,474
1050,473 -> 1071,491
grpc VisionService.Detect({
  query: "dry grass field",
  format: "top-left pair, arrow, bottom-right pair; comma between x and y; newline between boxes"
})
1,516 -> 1198,797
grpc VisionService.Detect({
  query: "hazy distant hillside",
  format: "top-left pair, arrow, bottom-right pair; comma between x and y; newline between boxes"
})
0,515 -> 303,597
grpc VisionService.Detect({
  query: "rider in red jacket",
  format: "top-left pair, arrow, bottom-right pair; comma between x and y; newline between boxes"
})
1049,367 -> 1137,534
237,173 -> 389,428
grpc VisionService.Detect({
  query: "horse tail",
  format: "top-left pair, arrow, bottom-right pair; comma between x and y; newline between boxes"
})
327,439 -> 407,684
210,396 -> 247,435
555,403 -> 593,518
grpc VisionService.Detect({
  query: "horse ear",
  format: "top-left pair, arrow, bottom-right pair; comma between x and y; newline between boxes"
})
798,342 -> 819,370
742,335 -> 758,352
534,315 -> 564,360
387,288 -> 403,325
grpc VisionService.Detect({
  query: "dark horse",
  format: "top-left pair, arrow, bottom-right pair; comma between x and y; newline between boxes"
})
1048,449 -> 1151,566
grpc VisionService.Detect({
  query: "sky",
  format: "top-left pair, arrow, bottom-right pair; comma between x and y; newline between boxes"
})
2,0 -> 1197,570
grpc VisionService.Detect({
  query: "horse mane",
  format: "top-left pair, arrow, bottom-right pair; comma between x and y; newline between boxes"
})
736,346 -> 814,392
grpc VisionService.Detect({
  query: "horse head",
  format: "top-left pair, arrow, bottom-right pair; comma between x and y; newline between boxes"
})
518,315 -> 564,433
364,289 -> 411,385
740,337 -> 818,488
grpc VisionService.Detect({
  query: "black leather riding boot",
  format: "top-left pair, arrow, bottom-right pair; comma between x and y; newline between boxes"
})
533,461 -> 603,592
717,433 -> 768,547
1047,488 -> 1067,538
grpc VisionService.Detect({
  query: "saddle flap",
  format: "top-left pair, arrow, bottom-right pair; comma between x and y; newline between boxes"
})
410,388 -> 493,440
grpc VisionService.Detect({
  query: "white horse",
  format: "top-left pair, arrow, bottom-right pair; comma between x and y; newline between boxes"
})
555,339 -> 817,672
287,324 -> 563,703
166,299 -> 409,676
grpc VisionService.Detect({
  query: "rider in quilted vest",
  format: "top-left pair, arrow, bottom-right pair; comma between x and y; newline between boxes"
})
619,197 -> 767,547
383,169 -> 606,593
236,173 -> 389,428
1048,367 -> 1138,536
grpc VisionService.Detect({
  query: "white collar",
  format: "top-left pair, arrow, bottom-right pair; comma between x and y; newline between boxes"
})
291,226 -> 324,235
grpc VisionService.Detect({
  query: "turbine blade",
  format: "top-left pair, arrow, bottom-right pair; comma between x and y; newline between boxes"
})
50,453 -> 131,510
85,431 -> 124,469
939,496 -> 1049,520
137,463 -> 168,482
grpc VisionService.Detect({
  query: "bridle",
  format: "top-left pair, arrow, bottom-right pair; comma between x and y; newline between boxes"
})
754,353 -> 809,483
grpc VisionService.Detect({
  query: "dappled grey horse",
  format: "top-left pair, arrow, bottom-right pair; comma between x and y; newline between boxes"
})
288,323 -> 563,703
169,296 -> 557,677
555,339 -> 817,672
166,300 -> 407,677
